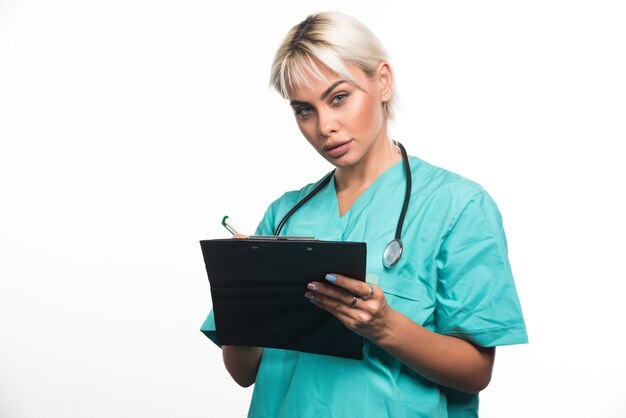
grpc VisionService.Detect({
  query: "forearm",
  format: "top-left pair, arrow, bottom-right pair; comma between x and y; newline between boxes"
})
222,345 -> 263,387
374,309 -> 495,393
305,275 -> 495,393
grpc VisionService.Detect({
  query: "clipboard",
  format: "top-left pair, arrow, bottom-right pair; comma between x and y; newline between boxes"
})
200,237 -> 367,360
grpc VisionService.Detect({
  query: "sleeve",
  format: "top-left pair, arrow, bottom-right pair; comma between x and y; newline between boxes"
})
435,192 -> 528,347
200,310 -> 219,346
253,200 -> 278,236
199,200 -> 279,345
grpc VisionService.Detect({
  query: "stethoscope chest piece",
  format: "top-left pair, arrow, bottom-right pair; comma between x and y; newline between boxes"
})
383,239 -> 403,269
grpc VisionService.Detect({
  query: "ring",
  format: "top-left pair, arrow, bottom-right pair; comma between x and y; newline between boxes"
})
362,283 -> 374,300
349,296 -> 359,308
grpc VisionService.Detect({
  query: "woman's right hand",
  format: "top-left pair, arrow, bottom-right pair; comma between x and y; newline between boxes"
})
222,345 -> 263,387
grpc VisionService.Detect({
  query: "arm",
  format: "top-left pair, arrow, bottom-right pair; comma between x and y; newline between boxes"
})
305,276 -> 494,393
222,345 -> 264,387
375,306 -> 494,393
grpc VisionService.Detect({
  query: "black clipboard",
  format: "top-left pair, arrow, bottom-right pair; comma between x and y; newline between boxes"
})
200,237 -> 367,360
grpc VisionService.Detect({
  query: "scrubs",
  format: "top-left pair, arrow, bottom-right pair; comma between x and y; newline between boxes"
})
201,156 -> 527,418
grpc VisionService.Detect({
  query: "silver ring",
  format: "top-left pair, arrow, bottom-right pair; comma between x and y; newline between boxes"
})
349,296 -> 359,308
362,283 -> 374,300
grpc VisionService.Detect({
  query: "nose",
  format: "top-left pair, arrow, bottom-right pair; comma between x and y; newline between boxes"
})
317,108 -> 339,138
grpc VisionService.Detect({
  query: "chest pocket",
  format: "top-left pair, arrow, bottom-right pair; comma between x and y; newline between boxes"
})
376,273 -> 421,321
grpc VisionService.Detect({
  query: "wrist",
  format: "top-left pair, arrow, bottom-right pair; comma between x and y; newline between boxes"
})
370,306 -> 402,347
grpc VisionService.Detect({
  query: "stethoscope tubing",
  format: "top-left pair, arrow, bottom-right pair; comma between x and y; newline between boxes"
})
273,170 -> 335,236
394,142 -> 411,241
274,141 -> 412,268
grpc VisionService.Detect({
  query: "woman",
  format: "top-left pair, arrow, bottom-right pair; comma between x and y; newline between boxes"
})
201,11 -> 527,417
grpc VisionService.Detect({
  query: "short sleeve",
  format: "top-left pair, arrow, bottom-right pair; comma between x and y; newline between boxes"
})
200,310 -> 219,346
435,192 -> 527,347
254,201 -> 278,236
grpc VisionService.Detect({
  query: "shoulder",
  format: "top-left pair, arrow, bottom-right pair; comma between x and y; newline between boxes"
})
255,172 -> 332,235
266,174 -> 329,214
409,156 -> 486,200
408,156 -> 503,233
410,157 -> 491,207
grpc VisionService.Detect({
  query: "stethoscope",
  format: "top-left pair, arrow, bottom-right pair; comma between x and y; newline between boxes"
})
274,141 -> 412,269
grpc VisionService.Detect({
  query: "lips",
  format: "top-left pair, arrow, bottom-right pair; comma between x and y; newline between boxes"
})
323,140 -> 352,158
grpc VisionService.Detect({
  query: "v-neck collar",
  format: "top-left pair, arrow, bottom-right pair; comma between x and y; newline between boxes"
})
288,157 -> 413,242
329,158 -> 406,223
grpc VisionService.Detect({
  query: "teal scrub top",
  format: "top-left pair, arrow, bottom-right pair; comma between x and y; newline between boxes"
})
201,156 -> 527,418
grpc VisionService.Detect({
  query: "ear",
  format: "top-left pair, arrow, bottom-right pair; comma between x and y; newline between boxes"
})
376,61 -> 393,101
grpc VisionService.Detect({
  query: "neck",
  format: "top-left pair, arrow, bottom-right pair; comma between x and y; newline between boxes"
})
334,137 -> 402,192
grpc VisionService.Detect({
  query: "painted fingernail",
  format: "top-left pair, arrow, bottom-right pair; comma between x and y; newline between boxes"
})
325,273 -> 336,282
307,283 -> 319,291
304,291 -> 315,300
309,299 -> 319,305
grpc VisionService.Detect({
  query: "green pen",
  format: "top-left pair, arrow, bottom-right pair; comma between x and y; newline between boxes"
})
221,215 -> 241,235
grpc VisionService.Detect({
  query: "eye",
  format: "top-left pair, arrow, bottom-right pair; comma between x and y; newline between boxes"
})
294,105 -> 313,118
331,93 -> 348,105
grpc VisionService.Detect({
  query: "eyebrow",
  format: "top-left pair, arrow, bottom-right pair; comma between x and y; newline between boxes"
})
289,80 -> 348,106
320,80 -> 347,100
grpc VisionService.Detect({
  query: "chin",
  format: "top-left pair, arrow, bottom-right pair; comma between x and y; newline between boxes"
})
328,156 -> 359,169
321,147 -> 360,167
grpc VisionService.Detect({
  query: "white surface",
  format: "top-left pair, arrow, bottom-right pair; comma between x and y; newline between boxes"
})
1,1 -> 625,417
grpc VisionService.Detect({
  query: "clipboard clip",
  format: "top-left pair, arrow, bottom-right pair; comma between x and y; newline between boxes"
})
248,235 -> 317,241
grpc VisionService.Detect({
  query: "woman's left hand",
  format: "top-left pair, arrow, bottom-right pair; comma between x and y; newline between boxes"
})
304,273 -> 391,343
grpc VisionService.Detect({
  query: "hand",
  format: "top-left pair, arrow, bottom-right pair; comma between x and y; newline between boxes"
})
304,273 -> 391,342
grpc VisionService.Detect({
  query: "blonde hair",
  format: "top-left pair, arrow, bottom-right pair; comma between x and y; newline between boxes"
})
270,11 -> 395,120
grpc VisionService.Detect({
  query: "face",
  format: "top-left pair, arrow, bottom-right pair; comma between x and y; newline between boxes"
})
287,61 -> 392,169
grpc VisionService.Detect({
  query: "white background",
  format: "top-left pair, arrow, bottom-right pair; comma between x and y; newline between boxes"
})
1,1 -> 625,417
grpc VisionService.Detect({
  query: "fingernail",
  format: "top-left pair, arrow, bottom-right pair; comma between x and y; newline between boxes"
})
307,283 -> 319,291
304,291 -> 315,300
309,299 -> 319,305
325,273 -> 336,282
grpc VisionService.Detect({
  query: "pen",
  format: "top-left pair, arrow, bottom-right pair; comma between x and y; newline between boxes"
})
222,215 -> 242,235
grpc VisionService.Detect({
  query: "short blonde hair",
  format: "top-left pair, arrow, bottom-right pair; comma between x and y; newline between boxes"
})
270,11 -> 395,120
